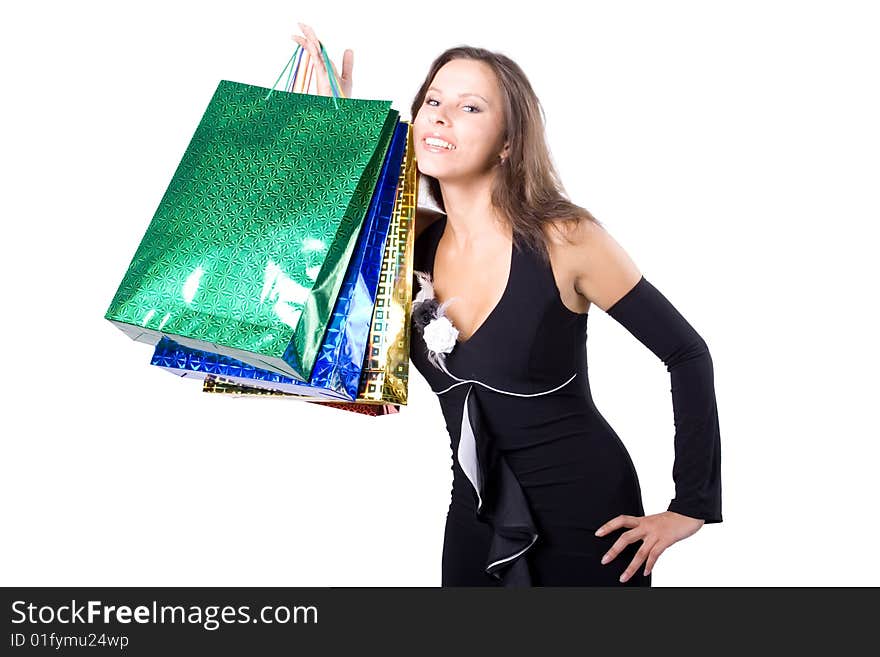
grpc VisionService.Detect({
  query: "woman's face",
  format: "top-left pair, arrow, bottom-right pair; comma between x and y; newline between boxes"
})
413,58 -> 509,182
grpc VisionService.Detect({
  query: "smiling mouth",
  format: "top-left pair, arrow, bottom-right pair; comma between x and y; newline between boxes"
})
422,137 -> 457,151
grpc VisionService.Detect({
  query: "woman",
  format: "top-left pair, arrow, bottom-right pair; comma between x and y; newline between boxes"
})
294,23 -> 723,587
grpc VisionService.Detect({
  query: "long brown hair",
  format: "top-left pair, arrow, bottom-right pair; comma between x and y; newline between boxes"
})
410,46 -> 602,263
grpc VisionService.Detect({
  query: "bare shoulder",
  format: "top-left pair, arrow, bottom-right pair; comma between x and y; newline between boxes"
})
414,206 -> 445,242
544,217 -> 643,313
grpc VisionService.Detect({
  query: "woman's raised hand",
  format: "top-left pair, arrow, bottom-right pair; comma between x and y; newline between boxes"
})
292,22 -> 354,99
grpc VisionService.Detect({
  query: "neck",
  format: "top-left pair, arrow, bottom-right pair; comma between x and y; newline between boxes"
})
438,172 -> 508,250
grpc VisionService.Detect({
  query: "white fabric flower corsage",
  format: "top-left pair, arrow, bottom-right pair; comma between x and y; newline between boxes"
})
423,315 -> 459,354
412,270 -> 460,374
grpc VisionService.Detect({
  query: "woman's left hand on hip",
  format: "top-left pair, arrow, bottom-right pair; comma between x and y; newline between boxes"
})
594,511 -> 705,582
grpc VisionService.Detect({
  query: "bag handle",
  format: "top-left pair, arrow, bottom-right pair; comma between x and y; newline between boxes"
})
288,47 -> 314,93
265,42 -> 346,107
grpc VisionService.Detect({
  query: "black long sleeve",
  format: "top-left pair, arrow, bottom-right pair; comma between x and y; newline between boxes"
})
605,275 -> 723,523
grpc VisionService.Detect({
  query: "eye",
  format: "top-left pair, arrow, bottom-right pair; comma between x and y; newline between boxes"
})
425,97 -> 481,113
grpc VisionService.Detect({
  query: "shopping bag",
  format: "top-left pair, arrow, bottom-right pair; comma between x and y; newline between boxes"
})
105,45 -> 400,382
151,119 -> 412,401
199,120 -> 417,406
352,115 -> 418,406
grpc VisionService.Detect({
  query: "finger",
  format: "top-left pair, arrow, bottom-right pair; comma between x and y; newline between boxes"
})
298,21 -> 315,38
618,540 -> 654,583
341,48 -> 354,81
296,23 -> 313,50
300,22 -> 321,53
600,527 -> 645,565
297,24 -> 318,57
642,540 -> 667,576
594,517 -> 620,537
306,37 -> 329,76
595,514 -> 638,537
299,33 -> 329,84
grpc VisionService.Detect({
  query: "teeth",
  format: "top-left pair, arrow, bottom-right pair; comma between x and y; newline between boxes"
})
425,137 -> 455,150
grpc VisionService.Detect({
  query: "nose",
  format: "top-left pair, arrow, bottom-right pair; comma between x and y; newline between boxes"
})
430,108 -> 449,127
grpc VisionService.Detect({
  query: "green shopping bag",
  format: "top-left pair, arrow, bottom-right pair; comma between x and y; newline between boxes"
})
105,48 -> 400,381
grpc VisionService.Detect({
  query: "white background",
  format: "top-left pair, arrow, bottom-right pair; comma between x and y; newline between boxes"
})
1,0 -> 877,587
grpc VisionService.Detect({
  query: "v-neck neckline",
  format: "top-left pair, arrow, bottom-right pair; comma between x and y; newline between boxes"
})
428,216 -> 516,347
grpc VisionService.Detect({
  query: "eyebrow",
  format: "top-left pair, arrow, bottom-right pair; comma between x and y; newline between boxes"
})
427,87 -> 489,104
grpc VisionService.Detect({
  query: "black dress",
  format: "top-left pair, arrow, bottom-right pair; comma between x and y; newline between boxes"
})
409,216 -> 722,587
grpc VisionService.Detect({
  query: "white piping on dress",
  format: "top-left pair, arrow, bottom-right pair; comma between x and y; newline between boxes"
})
435,372 -> 578,397
488,534 -> 539,571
